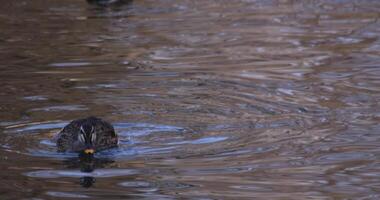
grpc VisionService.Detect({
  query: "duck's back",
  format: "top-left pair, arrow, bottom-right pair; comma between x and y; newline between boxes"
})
56,117 -> 117,152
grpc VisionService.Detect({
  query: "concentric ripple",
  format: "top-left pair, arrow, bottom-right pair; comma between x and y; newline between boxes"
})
0,120 -> 190,159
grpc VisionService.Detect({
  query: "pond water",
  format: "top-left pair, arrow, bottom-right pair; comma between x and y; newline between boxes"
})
1,0 -> 380,199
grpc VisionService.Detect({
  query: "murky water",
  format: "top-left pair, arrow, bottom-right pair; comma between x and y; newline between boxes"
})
1,0 -> 380,199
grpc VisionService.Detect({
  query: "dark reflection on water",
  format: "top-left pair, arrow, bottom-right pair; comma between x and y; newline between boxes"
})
73,154 -> 111,188
87,0 -> 134,7
1,0 -> 380,199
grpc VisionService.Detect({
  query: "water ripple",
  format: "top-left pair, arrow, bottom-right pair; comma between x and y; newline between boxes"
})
1,0 -> 380,199
25,168 -> 138,178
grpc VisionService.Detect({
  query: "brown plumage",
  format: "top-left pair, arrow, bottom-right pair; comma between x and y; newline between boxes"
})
55,117 -> 118,153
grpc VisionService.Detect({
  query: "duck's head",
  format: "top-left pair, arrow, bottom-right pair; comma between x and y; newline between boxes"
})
78,125 -> 97,155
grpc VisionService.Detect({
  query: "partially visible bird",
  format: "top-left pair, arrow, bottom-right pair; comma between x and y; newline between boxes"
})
55,117 -> 118,155
86,0 -> 131,6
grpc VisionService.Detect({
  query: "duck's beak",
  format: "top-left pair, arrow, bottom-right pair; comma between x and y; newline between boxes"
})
84,148 -> 95,154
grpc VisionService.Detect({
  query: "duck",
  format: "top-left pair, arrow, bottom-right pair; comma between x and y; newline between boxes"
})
55,116 -> 118,155
86,0 -> 131,6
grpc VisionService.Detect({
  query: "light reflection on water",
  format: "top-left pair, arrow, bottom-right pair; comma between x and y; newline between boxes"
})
25,168 -> 139,178
1,0 -> 380,199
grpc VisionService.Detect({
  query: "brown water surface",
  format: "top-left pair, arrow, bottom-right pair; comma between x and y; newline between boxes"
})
1,0 -> 380,199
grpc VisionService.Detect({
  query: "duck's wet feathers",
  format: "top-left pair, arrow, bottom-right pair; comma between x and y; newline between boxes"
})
56,117 -> 118,152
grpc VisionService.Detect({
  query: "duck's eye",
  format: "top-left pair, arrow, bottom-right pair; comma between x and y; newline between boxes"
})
78,133 -> 85,143
91,132 -> 96,143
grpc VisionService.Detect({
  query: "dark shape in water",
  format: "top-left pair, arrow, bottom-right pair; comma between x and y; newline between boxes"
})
64,153 -> 115,188
55,116 -> 118,155
79,154 -> 96,188
80,176 -> 96,188
86,0 -> 133,6
64,155 -> 115,172
78,153 -> 95,172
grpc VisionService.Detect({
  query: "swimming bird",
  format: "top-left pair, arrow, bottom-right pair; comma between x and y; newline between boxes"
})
55,117 -> 118,155
86,0 -> 131,6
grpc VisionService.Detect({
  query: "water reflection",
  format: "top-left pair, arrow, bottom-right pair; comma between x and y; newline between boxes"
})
71,154 -> 113,188
1,0 -> 380,199
26,155 -> 138,189
87,0 -> 133,6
